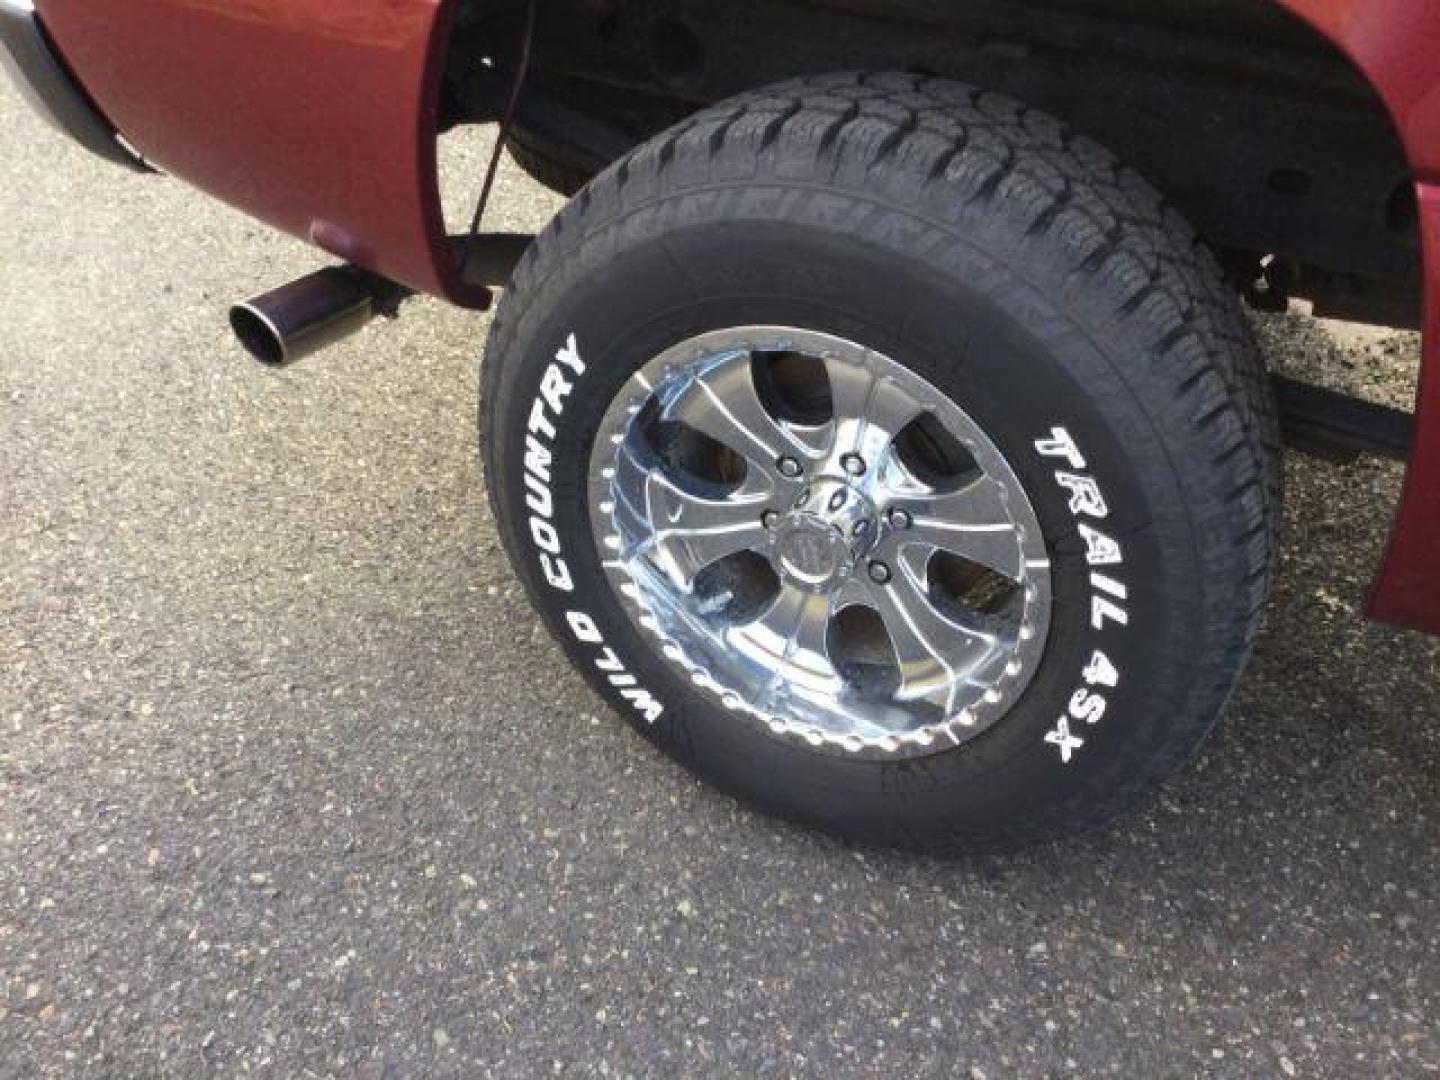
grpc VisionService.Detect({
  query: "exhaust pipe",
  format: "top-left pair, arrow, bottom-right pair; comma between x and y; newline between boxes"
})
229,266 -> 410,367
229,234 -> 534,366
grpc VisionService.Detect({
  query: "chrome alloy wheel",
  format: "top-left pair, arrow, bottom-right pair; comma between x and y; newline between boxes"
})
588,328 -> 1052,758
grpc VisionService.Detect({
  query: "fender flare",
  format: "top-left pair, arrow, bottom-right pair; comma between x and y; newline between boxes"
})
33,0 -> 486,307
1279,0 -> 1440,633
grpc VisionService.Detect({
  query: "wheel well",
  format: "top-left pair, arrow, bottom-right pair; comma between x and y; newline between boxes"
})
445,0 -> 1420,326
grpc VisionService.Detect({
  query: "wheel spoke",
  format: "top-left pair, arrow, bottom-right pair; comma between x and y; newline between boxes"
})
642,470 -> 771,590
865,558 -> 996,708
826,352 -> 925,433
747,584 -> 838,688
902,475 -> 1023,580
824,352 -> 924,460
663,352 -> 817,469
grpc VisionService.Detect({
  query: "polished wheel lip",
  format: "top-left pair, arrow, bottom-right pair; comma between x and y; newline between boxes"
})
587,327 -> 1052,760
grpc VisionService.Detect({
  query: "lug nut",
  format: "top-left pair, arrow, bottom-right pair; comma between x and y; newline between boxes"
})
852,519 -> 872,539
841,453 -> 866,477
867,560 -> 892,584
887,507 -> 913,529
777,456 -> 803,478
762,510 -> 780,529
828,489 -> 848,511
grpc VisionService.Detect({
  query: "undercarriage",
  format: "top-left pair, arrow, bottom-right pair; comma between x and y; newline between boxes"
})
449,0 -> 1421,326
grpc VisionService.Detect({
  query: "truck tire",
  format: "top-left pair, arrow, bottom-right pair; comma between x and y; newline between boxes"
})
481,73 -> 1280,851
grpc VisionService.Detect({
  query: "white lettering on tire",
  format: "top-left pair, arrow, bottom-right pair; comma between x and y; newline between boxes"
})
1035,426 -> 1130,763
564,611 -> 664,723
521,336 -> 664,723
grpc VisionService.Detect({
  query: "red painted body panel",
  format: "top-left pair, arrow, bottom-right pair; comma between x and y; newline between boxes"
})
33,0 -> 483,307
1279,0 -> 1440,180
1280,0 -> 1440,633
1367,185 -> 1440,630
26,0 -> 1440,631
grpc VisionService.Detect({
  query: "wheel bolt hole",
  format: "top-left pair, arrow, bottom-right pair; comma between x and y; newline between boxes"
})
887,508 -> 913,529
841,453 -> 866,477
777,456 -> 803,478
867,560 -> 892,584
762,510 -> 780,529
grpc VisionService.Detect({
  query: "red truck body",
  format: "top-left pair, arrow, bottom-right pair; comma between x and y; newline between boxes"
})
1282,0 -> 1440,632
33,0 -> 486,307
16,0 -> 1440,634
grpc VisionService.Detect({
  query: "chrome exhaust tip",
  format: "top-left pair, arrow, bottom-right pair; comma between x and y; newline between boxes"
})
229,267 -> 409,367
229,234 -> 535,366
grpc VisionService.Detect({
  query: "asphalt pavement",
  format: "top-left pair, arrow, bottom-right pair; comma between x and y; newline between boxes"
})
1,84 -> 1437,1077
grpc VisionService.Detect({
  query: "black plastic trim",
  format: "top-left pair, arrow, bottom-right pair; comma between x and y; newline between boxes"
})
0,0 -> 148,171
1273,374 -> 1414,463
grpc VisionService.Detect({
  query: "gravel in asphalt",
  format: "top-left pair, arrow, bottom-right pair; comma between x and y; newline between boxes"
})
1,84 -> 1437,1077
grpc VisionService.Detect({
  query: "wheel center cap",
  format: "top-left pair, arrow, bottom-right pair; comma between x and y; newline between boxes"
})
774,516 -> 849,587
771,477 -> 878,590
